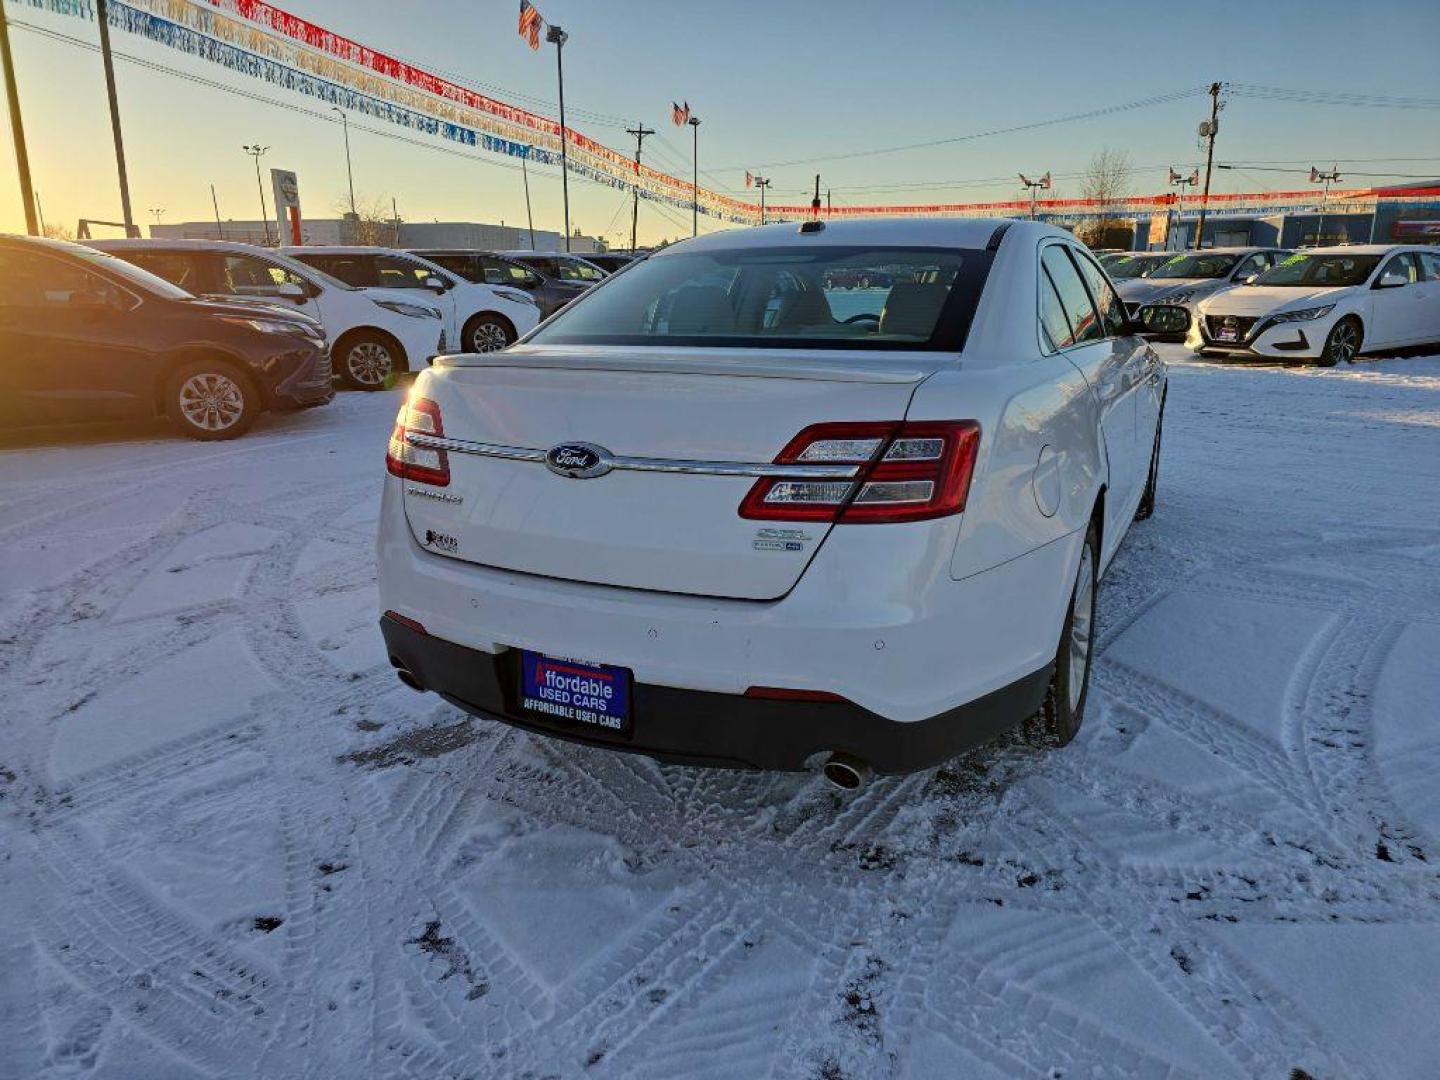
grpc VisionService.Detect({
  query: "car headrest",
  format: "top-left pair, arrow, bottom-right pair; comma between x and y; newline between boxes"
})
666,285 -> 734,334
878,281 -> 949,338
774,285 -> 834,329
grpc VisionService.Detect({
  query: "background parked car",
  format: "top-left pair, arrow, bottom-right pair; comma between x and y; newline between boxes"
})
1102,252 -> 1172,280
0,235 -> 331,439
583,252 -> 639,274
1189,245 -> 1440,366
283,247 -> 540,354
496,251 -> 609,313
409,248 -> 580,320
91,239 -> 444,390
1118,247 -> 1290,340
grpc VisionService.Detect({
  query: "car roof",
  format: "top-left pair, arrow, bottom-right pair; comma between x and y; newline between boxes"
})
280,246 -> 416,256
650,217 -> 1070,254
89,238 -> 293,255
1291,244 -> 1418,256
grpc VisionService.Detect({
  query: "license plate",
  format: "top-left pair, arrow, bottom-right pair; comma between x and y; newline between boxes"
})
1216,326 -> 1239,342
518,651 -> 632,734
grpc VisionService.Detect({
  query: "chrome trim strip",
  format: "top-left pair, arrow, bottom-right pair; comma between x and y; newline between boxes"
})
406,433 -> 860,479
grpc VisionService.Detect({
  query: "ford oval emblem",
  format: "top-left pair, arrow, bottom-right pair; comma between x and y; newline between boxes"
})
545,442 -> 612,479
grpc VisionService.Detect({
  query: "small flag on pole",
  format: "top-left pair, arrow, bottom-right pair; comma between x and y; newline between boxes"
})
1041,171 -> 1052,190
518,0 -> 543,50
745,171 -> 753,188
671,101 -> 691,127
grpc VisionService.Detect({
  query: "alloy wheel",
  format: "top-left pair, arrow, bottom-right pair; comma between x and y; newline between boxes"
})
1331,322 -> 1359,364
346,342 -> 393,385
470,321 -> 511,352
178,373 -> 245,431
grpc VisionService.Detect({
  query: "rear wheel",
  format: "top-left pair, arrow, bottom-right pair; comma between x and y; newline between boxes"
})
338,330 -> 400,390
463,313 -> 516,353
1318,317 -> 1361,367
1026,523 -> 1098,748
168,359 -> 258,441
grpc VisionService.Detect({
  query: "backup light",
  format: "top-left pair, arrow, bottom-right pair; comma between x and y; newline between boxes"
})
386,397 -> 451,486
740,420 -> 981,524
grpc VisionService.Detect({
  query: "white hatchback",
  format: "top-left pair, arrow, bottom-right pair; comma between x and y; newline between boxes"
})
90,239 -> 446,390
1188,245 -> 1440,366
377,219 -> 1166,784
284,246 -> 541,359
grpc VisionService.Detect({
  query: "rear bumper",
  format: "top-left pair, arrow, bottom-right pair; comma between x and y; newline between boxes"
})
380,613 -> 1050,773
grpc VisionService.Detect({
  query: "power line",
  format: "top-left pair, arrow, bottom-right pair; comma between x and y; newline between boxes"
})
1229,84 -> 1440,109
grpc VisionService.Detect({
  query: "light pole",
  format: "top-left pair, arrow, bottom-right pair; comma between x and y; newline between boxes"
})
242,144 -> 271,245
754,176 -> 770,226
332,107 -> 356,216
1019,172 -> 1050,221
521,146 -> 536,250
95,0 -> 136,236
1167,167 -> 1198,251
1310,165 -> 1341,247
687,114 -> 701,237
149,207 -> 164,227
546,23 -> 571,251
0,3 -> 39,234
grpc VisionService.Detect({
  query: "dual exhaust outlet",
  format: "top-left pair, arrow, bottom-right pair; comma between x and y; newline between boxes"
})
391,666 -> 872,791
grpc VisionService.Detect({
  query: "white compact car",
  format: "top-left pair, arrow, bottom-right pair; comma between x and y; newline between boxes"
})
89,239 -> 445,390
284,246 -> 541,359
377,219 -> 1166,785
1188,245 -> 1440,366
1116,247 -> 1290,337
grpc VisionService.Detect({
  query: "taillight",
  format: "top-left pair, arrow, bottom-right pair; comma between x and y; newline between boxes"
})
385,396 -> 451,487
739,420 -> 980,524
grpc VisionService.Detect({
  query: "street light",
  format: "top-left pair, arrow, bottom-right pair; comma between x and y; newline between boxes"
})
546,23 -> 571,251
754,175 -> 771,226
1310,165 -> 1341,247
332,107 -> 356,217
242,144 -> 271,245
687,114 -> 701,237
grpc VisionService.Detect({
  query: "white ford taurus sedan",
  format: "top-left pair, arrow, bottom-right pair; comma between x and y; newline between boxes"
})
377,218 -> 1166,785
1187,245 -> 1440,366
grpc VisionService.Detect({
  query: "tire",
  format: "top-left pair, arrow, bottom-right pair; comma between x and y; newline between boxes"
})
1026,522 -> 1099,749
1134,401 -> 1164,522
337,330 -> 400,390
167,358 -> 258,441
1317,317 -> 1361,368
463,313 -> 516,354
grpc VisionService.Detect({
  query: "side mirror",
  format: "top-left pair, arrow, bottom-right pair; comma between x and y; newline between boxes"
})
423,275 -> 448,292
1136,304 -> 1190,338
1374,269 -> 1408,289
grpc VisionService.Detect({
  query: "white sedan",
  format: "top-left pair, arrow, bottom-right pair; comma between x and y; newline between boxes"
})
1187,245 -> 1440,366
376,219 -> 1166,786
283,246 -> 541,359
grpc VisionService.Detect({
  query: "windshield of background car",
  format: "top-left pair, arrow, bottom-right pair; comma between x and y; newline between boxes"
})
556,259 -> 605,282
527,246 -> 985,351
1150,253 -> 1240,279
70,246 -> 194,299
1106,255 -> 1164,279
1253,252 -> 1383,287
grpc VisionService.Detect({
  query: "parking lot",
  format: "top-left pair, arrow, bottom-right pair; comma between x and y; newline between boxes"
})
2,345 -> 1439,1078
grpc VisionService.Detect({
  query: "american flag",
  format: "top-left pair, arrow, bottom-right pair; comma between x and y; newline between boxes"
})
671,101 -> 691,127
745,171 -> 753,188
518,0 -> 543,50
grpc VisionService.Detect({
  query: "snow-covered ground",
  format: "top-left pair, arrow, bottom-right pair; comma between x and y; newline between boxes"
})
2,345 -> 1439,1079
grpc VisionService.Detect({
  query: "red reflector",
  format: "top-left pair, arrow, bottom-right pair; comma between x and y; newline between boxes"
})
744,686 -> 851,704
384,611 -> 429,635
386,396 -> 451,487
739,420 -> 980,525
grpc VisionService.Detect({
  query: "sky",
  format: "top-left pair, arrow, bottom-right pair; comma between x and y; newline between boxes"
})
1,0 -> 1438,246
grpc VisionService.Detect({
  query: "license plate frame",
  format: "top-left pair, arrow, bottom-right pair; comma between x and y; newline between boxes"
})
1215,325 -> 1239,342
517,650 -> 633,736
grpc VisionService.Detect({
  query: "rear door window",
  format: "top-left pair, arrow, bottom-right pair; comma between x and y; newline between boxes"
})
1041,246 -> 1103,347
219,254 -> 309,296
478,256 -> 540,286
1417,251 -> 1440,281
298,254 -> 378,287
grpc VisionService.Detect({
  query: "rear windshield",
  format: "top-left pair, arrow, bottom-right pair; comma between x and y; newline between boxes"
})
527,246 -> 987,351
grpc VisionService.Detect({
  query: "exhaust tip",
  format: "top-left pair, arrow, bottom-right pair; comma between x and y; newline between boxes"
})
821,752 -> 871,792
395,668 -> 426,693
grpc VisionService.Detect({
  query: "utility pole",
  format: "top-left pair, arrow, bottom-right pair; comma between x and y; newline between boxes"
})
826,188 -> 831,217
811,175 -> 822,219
1310,165 -> 1341,247
546,23 -> 571,251
1194,81 -> 1223,251
625,121 -> 654,252
242,144 -> 271,244
95,0 -> 137,236
211,183 -> 225,239
332,106 -> 356,216
0,3 -> 39,234
687,114 -> 701,237
34,189 -> 45,235
754,175 -> 770,225
391,195 -> 400,246
520,147 -> 536,250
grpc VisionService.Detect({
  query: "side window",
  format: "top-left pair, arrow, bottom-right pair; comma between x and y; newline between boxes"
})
127,252 -> 200,291
1418,252 -> 1440,282
1381,254 -> 1420,284
1038,271 -> 1072,353
1069,248 -> 1127,337
479,257 -> 538,286
0,250 -> 131,310
221,255 -> 308,296
1041,246 -> 1103,347
301,255 -> 376,287
372,255 -> 448,289
1234,253 -> 1268,279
